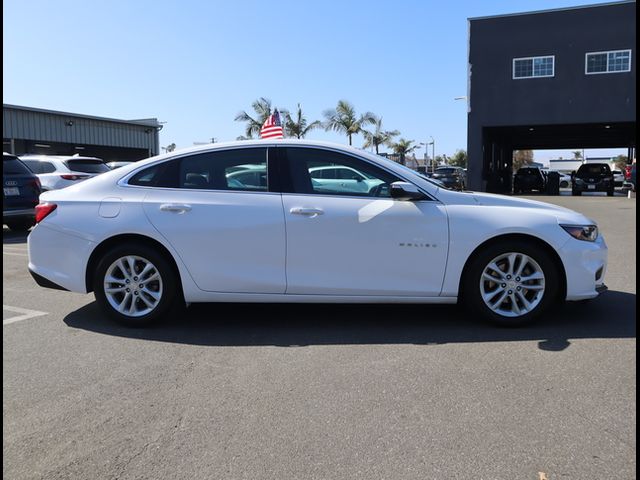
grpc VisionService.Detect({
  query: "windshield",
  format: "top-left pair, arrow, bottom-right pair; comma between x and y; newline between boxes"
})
65,159 -> 110,174
577,164 -> 611,175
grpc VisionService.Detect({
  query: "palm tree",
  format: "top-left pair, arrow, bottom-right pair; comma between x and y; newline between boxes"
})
362,116 -> 399,154
284,104 -> 321,139
234,97 -> 288,138
390,138 -> 419,165
322,100 -> 376,145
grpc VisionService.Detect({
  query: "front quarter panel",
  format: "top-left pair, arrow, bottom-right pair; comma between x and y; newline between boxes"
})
440,204 -> 576,297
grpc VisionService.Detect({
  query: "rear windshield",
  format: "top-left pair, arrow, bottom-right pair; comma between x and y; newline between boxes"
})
435,168 -> 457,175
64,159 -> 110,174
577,164 -> 611,175
3,157 -> 32,175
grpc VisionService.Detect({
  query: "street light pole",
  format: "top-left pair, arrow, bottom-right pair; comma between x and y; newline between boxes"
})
426,136 -> 435,172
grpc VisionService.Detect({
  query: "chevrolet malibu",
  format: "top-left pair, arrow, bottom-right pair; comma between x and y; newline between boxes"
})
28,140 -> 608,327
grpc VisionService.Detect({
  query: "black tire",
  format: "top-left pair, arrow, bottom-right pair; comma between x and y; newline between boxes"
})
6,219 -> 35,231
572,189 -> 581,196
607,188 -> 614,197
462,240 -> 561,327
93,243 -> 179,327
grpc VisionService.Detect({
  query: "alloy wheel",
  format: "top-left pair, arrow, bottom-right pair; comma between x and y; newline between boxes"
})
479,252 -> 545,318
103,255 -> 163,317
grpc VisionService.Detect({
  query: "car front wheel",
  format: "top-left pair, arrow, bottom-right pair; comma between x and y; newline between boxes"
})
463,242 -> 560,326
93,244 -> 178,326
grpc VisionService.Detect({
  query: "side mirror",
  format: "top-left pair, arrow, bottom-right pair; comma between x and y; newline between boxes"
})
390,181 -> 427,201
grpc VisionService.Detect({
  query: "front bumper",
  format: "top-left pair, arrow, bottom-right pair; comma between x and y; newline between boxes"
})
574,181 -> 612,192
560,234 -> 609,301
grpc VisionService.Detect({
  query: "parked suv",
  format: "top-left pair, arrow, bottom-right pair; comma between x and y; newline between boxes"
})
19,155 -> 109,191
431,166 -> 466,190
572,163 -> 614,196
513,167 -> 546,193
3,153 -> 41,231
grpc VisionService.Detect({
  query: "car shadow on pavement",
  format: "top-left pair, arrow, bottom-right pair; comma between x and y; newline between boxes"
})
2,228 -> 29,244
64,290 -> 636,351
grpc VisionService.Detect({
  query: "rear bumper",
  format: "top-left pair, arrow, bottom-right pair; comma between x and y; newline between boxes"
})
28,224 -> 95,293
29,268 -> 69,291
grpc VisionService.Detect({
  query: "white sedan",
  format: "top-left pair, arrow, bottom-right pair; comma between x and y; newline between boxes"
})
27,140 -> 608,327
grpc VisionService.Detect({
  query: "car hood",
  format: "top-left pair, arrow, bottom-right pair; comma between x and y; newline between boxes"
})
437,189 -> 595,225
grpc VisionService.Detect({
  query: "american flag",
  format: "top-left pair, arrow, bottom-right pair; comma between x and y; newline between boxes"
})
260,109 -> 284,139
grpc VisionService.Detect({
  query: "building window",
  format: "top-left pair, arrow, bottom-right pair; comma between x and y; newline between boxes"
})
513,56 -> 555,79
585,50 -> 632,74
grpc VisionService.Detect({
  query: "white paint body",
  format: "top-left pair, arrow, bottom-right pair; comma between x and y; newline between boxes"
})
28,140 -> 607,304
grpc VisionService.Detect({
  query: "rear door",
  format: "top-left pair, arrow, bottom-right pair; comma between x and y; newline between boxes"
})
141,147 -> 286,294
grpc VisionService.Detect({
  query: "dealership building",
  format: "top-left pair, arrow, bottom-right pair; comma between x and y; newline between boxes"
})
3,104 -> 162,162
466,1 -> 636,192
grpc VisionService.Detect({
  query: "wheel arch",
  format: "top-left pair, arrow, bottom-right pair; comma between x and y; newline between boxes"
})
85,233 -> 183,294
457,233 -> 567,302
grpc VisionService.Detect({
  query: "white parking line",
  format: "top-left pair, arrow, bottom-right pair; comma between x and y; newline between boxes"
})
3,305 -> 48,325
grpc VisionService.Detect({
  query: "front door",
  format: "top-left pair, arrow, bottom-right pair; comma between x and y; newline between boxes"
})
279,147 -> 449,296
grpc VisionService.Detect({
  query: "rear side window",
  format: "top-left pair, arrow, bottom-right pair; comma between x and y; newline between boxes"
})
3,157 -> 32,175
155,148 -> 268,191
128,163 -> 164,186
65,159 -> 110,174
21,160 -> 57,174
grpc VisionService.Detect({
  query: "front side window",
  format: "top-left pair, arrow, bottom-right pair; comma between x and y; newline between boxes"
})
281,148 -> 401,198
513,56 -> 554,79
586,50 -> 631,74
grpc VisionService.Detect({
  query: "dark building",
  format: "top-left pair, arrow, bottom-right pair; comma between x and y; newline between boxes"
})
467,1 -> 636,192
3,104 -> 162,162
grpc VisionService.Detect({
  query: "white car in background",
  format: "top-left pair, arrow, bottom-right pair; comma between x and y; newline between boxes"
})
28,140 -> 608,327
611,170 -> 625,188
20,155 -> 110,191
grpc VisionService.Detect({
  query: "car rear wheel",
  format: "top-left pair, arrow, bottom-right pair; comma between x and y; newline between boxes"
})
607,188 -> 614,197
572,189 -> 581,196
462,241 -> 560,326
93,243 -> 178,326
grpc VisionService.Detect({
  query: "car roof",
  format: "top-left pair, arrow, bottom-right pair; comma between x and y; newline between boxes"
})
19,154 -> 104,162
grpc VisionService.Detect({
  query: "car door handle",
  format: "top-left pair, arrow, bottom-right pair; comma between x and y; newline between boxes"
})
289,207 -> 324,217
159,203 -> 192,214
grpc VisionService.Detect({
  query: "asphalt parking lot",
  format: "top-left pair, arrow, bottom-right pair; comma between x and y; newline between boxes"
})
3,195 -> 636,480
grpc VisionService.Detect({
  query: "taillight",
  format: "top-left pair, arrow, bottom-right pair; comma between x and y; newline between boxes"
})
35,203 -> 57,223
29,178 -> 42,190
60,174 -> 89,181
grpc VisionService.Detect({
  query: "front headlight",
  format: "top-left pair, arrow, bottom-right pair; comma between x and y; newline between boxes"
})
561,224 -> 598,242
